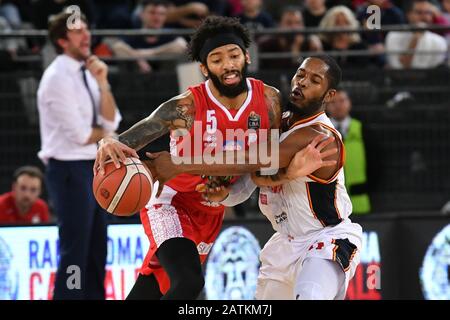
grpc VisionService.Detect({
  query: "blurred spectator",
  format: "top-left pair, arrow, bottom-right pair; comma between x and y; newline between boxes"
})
357,0 -> 405,43
165,1 -> 209,28
428,0 -> 450,28
385,0 -> 448,69
327,89 -> 371,215
205,0 -> 232,16
441,0 -> 450,22
92,0 -> 132,29
12,0 -> 34,25
0,0 -> 22,28
0,166 -> 50,225
112,0 -> 187,73
303,0 -> 328,27
326,0 -> 355,10
237,0 -> 275,30
259,6 -> 322,69
319,5 -> 372,68
227,0 -> 243,16
0,16 -> 17,69
440,0 -> 450,43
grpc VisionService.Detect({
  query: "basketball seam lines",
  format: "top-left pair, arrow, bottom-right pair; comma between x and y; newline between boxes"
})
130,158 -> 142,214
107,163 -> 140,213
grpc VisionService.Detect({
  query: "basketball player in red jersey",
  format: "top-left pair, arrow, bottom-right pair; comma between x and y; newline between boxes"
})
95,16 -> 335,299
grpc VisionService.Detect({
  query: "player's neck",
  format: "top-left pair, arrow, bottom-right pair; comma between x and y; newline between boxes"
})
290,107 -> 324,125
208,81 -> 248,110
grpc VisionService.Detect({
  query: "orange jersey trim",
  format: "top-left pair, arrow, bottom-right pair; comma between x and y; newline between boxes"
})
307,122 -> 345,184
288,111 -> 325,130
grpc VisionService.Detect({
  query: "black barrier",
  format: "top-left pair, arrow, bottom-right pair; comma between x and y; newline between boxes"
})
204,214 -> 450,300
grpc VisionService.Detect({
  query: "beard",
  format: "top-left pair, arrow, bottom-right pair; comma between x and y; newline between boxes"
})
68,45 -> 90,61
207,63 -> 248,98
287,92 -> 326,118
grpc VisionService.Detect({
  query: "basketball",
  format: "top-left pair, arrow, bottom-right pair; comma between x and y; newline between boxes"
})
93,157 -> 153,216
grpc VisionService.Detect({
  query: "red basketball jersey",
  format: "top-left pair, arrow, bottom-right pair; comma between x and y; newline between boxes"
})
165,78 -> 270,209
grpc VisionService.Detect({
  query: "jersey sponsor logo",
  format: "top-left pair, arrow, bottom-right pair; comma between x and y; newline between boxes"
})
420,224 -> 450,300
248,132 -> 258,144
223,140 -> 244,151
274,212 -> 287,224
205,227 -> 261,299
259,193 -> 268,205
204,134 -> 217,148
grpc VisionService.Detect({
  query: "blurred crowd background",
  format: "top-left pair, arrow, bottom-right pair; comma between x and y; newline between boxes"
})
1,0 -> 450,224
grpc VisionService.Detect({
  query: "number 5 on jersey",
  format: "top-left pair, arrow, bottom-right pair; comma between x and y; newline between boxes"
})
206,110 -> 217,134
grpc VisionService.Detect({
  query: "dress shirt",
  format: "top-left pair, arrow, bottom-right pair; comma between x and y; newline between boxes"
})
385,31 -> 448,69
37,54 -> 121,164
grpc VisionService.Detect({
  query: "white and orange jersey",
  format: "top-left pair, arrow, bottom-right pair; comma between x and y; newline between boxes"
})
258,111 -> 359,238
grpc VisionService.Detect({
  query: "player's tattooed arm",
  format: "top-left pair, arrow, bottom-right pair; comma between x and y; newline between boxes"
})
251,168 -> 290,187
264,85 -> 282,129
119,91 -> 195,151
94,91 -> 195,174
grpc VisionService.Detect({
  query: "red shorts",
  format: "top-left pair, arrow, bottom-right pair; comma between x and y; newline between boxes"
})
139,185 -> 225,294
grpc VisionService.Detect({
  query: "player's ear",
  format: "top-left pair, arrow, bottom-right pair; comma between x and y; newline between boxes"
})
324,89 -> 336,104
245,50 -> 251,64
200,63 -> 208,78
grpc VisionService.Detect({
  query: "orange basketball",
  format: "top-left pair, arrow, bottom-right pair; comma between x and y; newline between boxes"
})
93,157 -> 153,216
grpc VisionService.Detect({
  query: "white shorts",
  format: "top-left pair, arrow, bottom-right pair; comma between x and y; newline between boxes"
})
255,220 -> 362,300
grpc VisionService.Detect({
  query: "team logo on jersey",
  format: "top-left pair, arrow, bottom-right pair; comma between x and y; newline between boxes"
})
205,227 -> 261,300
247,112 -> 261,130
420,224 -> 450,300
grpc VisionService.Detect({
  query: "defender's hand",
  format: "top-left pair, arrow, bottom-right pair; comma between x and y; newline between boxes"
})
201,176 -> 232,202
286,135 -> 337,180
202,186 -> 230,203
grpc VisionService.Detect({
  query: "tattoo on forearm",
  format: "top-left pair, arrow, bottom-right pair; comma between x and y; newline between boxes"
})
173,104 -> 194,129
119,92 -> 195,150
119,117 -> 167,150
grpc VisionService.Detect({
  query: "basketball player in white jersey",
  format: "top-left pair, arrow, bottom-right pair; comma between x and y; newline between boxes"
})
145,55 -> 363,299
204,55 -> 363,300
